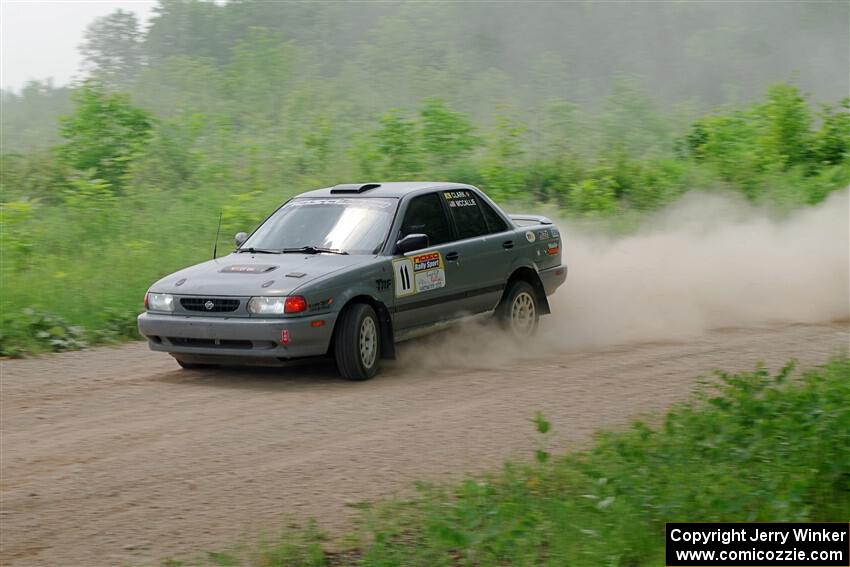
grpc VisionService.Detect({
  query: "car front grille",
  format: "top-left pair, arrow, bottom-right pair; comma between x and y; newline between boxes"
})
180,297 -> 240,312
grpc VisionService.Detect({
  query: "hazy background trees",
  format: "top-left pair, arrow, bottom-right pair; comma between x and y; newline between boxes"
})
79,9 -> 144,89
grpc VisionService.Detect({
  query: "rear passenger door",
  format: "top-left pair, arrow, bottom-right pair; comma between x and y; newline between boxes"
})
474,192 -> 514,288
440,189 -> 509,315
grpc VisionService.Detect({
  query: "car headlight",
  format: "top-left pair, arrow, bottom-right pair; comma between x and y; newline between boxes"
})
248,296 -> 307,315
146,292 -> 175,312
248,296 -> 286,315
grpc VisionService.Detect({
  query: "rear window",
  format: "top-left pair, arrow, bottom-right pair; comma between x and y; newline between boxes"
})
478,197 -> 509,233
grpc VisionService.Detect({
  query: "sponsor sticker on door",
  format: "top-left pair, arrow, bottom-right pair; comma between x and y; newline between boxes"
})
393,251 -> 446,297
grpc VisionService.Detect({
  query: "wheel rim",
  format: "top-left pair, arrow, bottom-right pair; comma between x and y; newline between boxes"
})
510,291 -> 536,337
359,316 -> 378,368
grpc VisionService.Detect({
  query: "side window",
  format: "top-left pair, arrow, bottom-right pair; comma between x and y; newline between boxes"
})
478,197 -> 509,233
443,189 -> 488,240
400,193 -> 452,246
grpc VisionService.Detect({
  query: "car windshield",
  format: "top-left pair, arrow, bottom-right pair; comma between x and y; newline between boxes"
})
241,197 -> 398,255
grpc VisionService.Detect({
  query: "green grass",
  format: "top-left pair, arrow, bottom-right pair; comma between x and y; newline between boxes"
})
0,186 -> 293,355
163,357 -> 850,566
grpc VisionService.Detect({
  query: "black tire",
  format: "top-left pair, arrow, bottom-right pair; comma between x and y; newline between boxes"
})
175,358 -> 215,370
496,280 -> 540,339
334,303 -> 381,381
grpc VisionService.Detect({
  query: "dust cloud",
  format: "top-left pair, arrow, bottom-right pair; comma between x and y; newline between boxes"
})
395,189 -> 849,370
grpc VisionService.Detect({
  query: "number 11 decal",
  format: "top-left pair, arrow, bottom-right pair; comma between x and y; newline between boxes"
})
393,258 -> 415,297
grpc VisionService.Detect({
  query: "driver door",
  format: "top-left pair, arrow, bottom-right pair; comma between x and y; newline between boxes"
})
390,192 -> 462,332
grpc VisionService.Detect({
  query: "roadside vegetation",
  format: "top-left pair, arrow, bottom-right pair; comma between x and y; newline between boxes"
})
151,357 -> 849,566
1,3 -> 848,355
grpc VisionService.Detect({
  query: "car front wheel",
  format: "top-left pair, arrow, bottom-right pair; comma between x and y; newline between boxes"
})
334,303 -> 381,381
497,280 -> 540,339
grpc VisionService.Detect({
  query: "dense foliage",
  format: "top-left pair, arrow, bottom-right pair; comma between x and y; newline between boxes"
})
184,358 -> 850,566
1,2 -> 848,354
4,2 -> 849,154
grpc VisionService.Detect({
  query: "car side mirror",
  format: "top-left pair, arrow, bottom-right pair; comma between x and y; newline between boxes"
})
234,232 -> 248,247
395,233 -> 429,254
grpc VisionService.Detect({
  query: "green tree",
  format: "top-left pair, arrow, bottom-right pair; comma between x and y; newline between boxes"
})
143,0 -> 230,65
0,200 -> 37,270
373,109 -> 422,178
80,10 -> 144,89
480,113 -> 527,199
569,176 -> 620,216
224,27 -> 294,125
127,117 -> 200,192
537,99 -> 580,159
298,115 -> 334,176
0,81 -> 73,152
132,55 -> 223,119
686,111 -> 762,197
626,158 -> 686,211
58,81 -> 153,191
350,135 -> 382,180
419,98 -> 480,170
812,98 -> 850,166
600,79 -> 670,158
755,84 -> 812,169
0,151 -> 70,204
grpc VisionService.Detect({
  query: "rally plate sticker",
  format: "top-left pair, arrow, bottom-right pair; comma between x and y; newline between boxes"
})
393,251 -> 446,298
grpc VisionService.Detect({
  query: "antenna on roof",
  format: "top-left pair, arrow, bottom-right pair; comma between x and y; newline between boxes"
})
212,210 -> 223,259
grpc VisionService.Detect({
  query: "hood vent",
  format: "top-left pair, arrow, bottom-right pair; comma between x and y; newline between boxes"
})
330,183 -> 381,194
220,265 -> 277,274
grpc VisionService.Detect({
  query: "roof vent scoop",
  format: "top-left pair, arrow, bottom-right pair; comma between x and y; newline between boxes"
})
330,183 -> 381,194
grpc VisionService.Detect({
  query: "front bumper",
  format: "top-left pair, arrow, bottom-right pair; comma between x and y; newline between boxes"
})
137,311 -> 337,360
539,264 -> 568,296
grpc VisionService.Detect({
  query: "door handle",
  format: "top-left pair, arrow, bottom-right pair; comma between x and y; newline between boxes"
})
445,251 -> 459,261
502,240 -> 514,250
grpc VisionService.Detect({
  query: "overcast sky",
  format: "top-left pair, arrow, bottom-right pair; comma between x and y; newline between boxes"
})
1,0 -> 156,92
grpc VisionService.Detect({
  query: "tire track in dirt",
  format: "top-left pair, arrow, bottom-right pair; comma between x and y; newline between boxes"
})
0,322 -> 847,566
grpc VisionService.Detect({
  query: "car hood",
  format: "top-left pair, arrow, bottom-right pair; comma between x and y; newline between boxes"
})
150,252 -> 374,296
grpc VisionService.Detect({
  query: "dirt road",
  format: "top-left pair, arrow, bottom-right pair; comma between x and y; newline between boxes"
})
1,321 -> 847,566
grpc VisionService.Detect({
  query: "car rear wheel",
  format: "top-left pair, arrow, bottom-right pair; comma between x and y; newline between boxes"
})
497,280 -> 540,339
334,303 -> 381,381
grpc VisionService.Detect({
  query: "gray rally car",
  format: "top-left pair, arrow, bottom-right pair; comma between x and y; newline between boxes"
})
138,182 -> 567,380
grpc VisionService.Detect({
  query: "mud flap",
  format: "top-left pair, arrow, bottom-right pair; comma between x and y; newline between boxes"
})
375,303 -> 396,359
